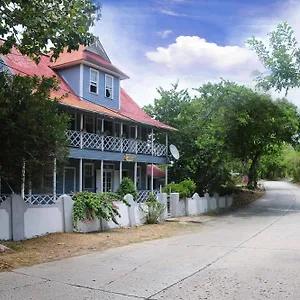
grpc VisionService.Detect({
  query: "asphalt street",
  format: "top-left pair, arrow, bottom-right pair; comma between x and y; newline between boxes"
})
1,181 -> 300,299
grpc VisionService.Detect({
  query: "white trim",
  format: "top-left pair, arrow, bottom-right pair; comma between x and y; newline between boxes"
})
79,64 -> 83,99
79,159 -> 83,192
89,68 -> 99,95
63,167 -> 76,194
151,163 -> 154,192
105,74 -> 114,100
83,162 -> 94,190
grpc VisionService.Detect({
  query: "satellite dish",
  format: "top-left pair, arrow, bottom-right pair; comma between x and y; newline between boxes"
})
169,144 -> 180,160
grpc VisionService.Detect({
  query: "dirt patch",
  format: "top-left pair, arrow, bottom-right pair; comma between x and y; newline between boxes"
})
232,188 -> 265,210
0,222 -> 202,272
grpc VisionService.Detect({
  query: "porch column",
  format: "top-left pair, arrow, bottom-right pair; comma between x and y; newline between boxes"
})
165,133 -> 168,186
21,160 -> 26,199
151,163 -> 154,192
135,125 -> 138,154
151,128 -> 154,156
165,165 -> 168,186
79,159 -> 83,192
119,161 -> 123,185
134,161 -> 137,189
53,158 -> 57,200
120,123 -> 123,153
100,160 -> 104,192
80,113 -> 83,149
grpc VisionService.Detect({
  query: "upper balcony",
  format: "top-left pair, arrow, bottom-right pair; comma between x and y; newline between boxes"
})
66,130 -> 167,157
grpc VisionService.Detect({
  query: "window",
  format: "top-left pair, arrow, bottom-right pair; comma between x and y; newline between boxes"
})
84,163 -> 94,189
42,162 -> 53,193
114,123 -> 121,137
84,115 -> 94,133
105,74 -> 114,99
90,68 -> 98,94
96,118 -> 103,134
130,126 -> 136,139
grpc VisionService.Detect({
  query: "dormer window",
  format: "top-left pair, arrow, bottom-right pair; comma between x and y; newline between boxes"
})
90,68 -> 98,94
105,74 -> 114,99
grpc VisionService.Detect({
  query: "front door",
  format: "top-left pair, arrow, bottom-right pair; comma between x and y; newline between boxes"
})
103,171 -> 113,192
63,167 -> 76,194
96,169 -> 113,193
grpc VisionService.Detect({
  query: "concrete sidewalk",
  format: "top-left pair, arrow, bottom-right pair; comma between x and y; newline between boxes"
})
2,181 -> 300,299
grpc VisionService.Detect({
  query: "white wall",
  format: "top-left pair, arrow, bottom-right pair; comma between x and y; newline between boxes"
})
24,206 -> 63,239
0,208 -> 10,240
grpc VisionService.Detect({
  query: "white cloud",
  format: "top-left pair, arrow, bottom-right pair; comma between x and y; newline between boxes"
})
156,8 -> 188,17
146,36 -> 260,76
157,29 -> 173,38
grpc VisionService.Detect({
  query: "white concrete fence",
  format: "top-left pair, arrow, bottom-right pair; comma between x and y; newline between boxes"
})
0,192 -> 233,241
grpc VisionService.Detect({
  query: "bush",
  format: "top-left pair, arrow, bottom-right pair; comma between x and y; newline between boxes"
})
163,178 -> 196,198
140,193 -> 165,224
117,177 -> 137,199
72,191 -> 129,231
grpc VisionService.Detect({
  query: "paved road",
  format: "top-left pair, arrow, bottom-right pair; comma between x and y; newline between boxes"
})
2,181 -> 300,299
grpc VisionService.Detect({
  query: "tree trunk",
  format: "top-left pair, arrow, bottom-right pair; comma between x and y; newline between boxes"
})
247,151 -> 261,189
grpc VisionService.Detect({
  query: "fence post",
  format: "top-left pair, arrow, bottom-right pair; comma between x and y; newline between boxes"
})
157,193 -> 168,221
170,193 -> 179,217
125,194 -> 136,227
58,195 -> 74,232
11,194 -> 27,241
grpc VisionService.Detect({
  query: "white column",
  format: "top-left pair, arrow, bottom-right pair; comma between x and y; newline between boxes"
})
80,113 -> 83,149
119,161 -> 123,185
101,119 -> 104,132
165,165 -> 168,186
151,163 -> 154,192
151,128 -> 154,156
53,158 -> 57,200
120,123 -> 123,153
135,125 -> 138,154
100,160 -> 104,192
21,160 -> 26,199
79,159 -> 83,192
165,133 -> 168,186
134,161 -> 137,189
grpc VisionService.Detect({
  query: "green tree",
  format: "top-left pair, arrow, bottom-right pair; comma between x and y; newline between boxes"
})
247,22 -> 300,96
0,72 -> 69,191
0,0 -> 101,62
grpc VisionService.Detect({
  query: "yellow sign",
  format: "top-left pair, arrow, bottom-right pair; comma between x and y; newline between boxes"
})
124,154 -> 136,162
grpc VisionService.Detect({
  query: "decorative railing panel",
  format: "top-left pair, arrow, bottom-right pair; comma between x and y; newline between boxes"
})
137,140 -> 152,155
67,130 -> 167,157
24,194 -> 60,205
82,132 -> 102,150
67,130 -> 81,148
0,194 -> 9,204
136,190 -> 159,203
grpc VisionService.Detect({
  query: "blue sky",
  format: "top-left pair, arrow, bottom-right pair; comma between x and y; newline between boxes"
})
92,0 -> 300,107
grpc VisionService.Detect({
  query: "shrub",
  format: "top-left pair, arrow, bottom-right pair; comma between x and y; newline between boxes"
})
140,193 -> 165,224
162,178 -> 196,198
117,177 -> 137,199
72,191 -> 129,231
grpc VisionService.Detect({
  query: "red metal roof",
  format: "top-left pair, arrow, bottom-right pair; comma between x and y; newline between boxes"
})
1,45 -> 175,131
147,165 -> 165,177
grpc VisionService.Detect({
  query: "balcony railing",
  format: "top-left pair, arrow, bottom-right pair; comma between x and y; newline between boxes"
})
67,130 -> 167,157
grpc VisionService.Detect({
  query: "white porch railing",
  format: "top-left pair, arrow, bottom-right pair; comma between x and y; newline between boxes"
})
24,194 -> 60,205
67,130 -> 167,157
136,190 -> 159,203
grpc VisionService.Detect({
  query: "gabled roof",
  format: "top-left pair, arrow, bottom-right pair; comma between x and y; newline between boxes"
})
49,43 -> 129,80
1,44 -> 176,131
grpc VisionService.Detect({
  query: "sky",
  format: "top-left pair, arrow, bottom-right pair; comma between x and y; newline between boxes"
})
92,0 -> 300,107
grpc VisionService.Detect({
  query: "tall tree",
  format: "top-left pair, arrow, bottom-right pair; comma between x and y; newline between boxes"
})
0,0 -> 101,62
0,72 -> 69,192
247,22 -> 300,96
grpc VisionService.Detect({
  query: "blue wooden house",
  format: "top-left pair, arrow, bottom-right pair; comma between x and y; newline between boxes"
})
1,39 -> 175,203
